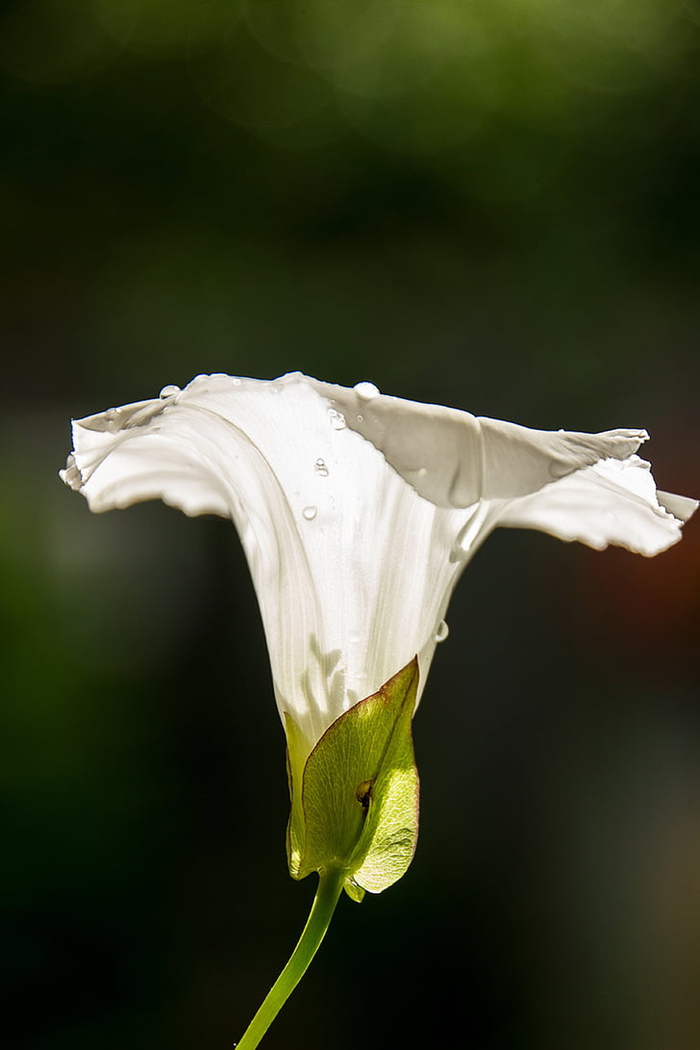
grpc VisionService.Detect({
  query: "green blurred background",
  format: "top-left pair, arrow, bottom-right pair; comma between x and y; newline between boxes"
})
2,1 -> 699,1047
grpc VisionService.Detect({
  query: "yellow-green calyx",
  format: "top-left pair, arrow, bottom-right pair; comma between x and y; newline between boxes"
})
285,658 -> 420,902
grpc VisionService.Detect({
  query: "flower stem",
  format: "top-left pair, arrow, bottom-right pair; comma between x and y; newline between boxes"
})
235,868 -> 345,1049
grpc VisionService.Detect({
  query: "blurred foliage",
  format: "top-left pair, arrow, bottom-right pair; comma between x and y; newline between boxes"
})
2,1 -> 699,1048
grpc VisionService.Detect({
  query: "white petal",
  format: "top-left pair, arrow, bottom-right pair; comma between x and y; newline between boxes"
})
308,379 -> 648,507
62,373 -> 696,750
497,456 -> 694,556
656,490 -> 699,522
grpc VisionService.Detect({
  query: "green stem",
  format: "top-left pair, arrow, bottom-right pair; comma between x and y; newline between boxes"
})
235,868 -> 345,1049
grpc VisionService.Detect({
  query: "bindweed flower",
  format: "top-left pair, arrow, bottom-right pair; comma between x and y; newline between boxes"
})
60,373 -> 696,1047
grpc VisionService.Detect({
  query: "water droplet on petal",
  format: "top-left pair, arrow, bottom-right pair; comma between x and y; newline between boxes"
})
232,377 -> 242,385
435,620 -> 449,643
354,381 -> 380,399
99,408 -> 123,432
417,466 -> 427,477
328,408 -> 346,430
356,414 -> 364,422
303,506 -> 317,520
159,384 -> 180,398
314,458 -> 329,477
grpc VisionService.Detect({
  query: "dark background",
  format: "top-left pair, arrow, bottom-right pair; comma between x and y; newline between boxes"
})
2,2 -> 699,1048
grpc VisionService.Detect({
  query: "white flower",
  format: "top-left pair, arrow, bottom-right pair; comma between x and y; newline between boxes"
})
60,372 -> 696,758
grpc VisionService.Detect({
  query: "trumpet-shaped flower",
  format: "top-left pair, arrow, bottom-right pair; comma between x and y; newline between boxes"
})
60,372 -> 696,1047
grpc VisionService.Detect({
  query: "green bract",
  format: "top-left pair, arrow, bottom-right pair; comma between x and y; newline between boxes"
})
286,659 -> 419,902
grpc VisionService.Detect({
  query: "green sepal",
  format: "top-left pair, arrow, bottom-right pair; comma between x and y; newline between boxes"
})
284,658 -> 420,901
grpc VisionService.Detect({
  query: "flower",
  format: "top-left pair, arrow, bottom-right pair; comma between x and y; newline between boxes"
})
60,372 -> 696,762
59,372 -> 699,1039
